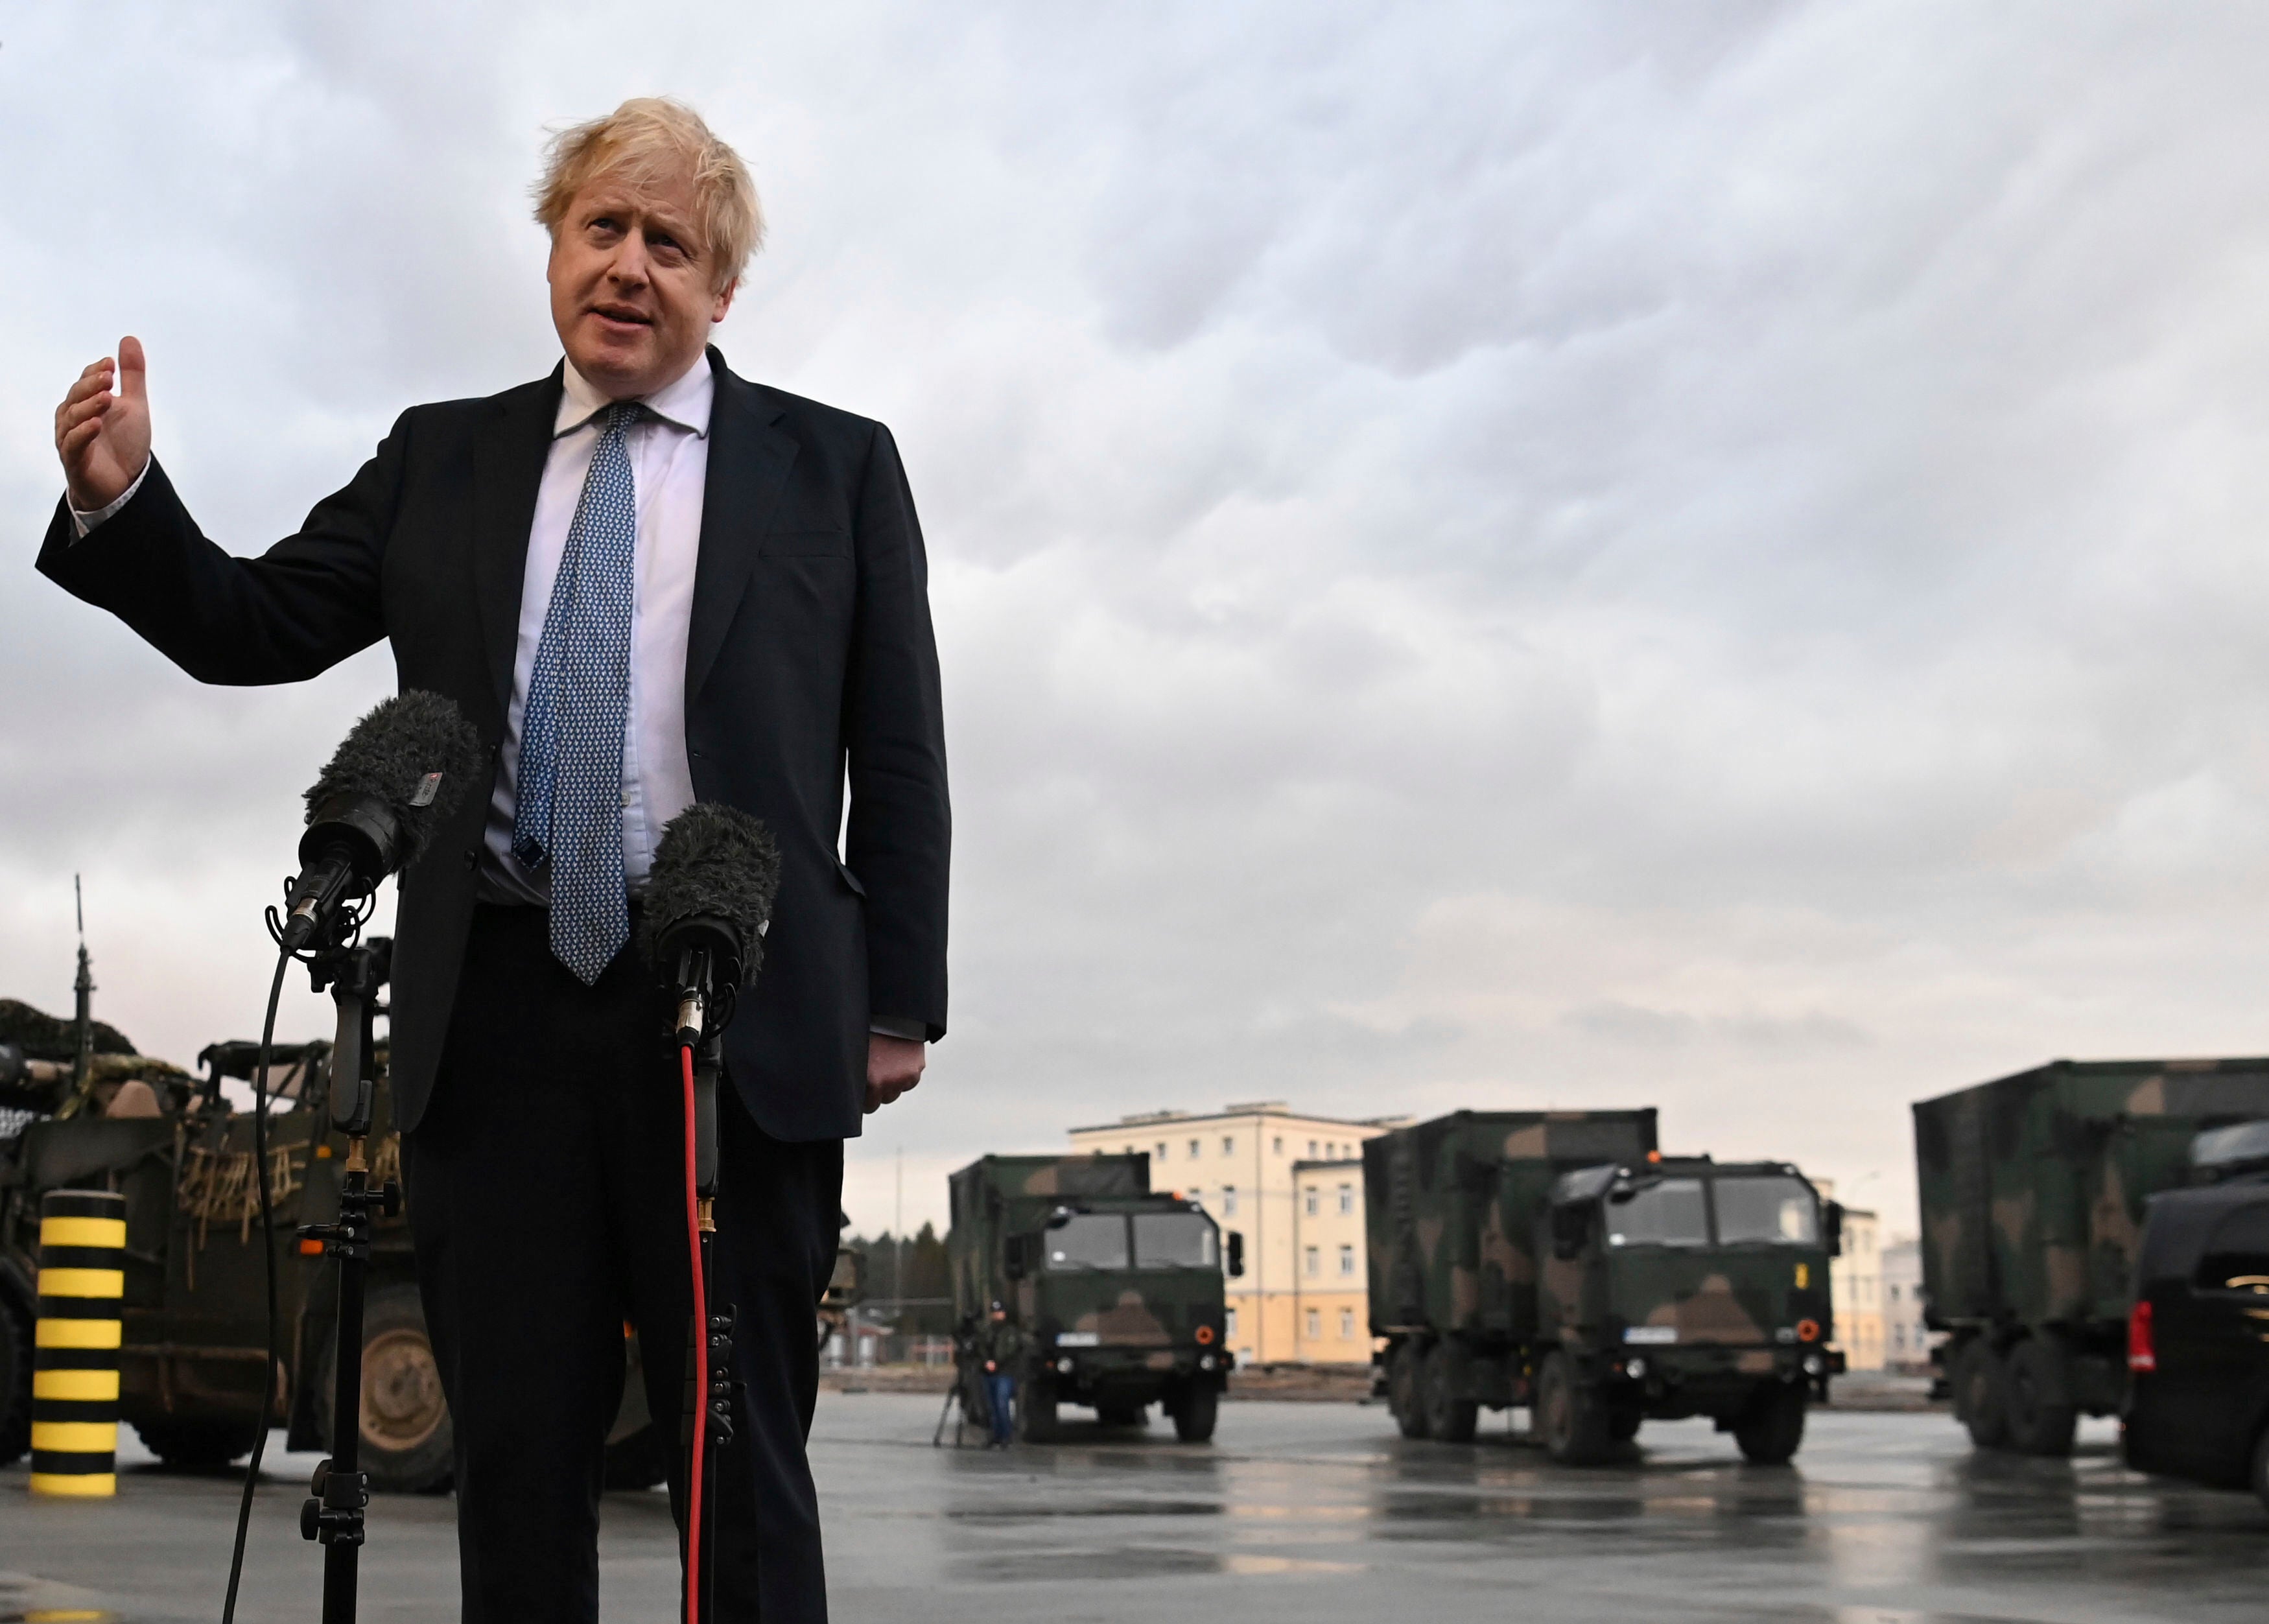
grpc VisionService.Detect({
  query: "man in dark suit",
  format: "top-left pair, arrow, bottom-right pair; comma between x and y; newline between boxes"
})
42,98 -> 947,1624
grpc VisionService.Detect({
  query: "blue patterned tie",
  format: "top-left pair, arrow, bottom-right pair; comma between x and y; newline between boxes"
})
512,401 -> 643,984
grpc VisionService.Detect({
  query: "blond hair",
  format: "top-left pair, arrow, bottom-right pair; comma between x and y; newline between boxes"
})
533,98 -> 763,292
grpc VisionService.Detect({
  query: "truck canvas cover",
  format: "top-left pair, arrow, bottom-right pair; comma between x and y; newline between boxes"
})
1365,1110 -> 1658,1341
1914,1058 -> 2269,1329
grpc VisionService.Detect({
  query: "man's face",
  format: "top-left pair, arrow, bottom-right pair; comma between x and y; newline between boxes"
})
547,168 -> 736,399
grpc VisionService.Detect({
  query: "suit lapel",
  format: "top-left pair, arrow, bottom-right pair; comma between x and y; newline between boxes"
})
469,368 -> 563,729
688,349 -> 798,701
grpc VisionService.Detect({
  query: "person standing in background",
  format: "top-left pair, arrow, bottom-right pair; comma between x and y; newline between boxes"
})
983,1300 -> 1023,1447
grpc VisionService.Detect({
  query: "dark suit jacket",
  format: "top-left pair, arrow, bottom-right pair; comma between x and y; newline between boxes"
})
37,348 -> 949,1143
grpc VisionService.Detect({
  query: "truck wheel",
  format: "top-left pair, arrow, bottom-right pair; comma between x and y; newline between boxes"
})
2003,1338 -> 2076,1457
1953,1339 -> 2008,1450
134,1415 -> 262,1469
1420,1341 -> 1479,1442
1016,1376 -> 1059,1443
0,1289 -> 29,1466
1733,1383 -> 1807,1465
1172,1383 -> 1218,1443
321,1282 -> 454,1492
1389,1341 -> 1431,1439
1609,1409 -> 1641,1443
1536,1351 -> 1611,1465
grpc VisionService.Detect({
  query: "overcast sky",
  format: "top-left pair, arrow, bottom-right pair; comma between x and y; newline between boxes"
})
7,3 -> 2269,1237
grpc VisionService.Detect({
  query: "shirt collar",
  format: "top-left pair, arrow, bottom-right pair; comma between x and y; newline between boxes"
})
554,350 -> 714,440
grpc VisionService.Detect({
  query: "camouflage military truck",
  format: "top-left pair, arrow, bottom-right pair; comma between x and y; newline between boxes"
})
946,1153 -> 1236,1442
1914,1057 -> 2269,1456
1,982 -> 661,1492
1369,1111 -> 1840,1465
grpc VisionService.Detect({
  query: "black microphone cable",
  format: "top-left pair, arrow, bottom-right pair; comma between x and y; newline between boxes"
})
220,945 -> 292,1624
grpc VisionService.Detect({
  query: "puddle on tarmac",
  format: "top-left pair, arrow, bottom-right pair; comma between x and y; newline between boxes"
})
946,1498 -> 1223,1521
959,1547 -> 1360,1582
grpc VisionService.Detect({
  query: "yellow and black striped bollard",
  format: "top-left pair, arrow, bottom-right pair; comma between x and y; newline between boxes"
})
30,1188 -> 126,1497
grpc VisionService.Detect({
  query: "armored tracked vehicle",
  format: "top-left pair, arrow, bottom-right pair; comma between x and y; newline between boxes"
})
1369,1111 -> 1840,1465
946,1153 -> 1236,1442
1914,1057 -> 2269,1456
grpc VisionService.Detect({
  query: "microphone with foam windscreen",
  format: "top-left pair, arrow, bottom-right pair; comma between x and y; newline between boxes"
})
641,802 -> 781,1624
279,691 -> 485,951
640,801 -> 781,1047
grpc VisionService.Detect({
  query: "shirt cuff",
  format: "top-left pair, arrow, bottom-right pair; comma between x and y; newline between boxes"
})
867,1016 -> 926,1042
69,459 -> 152,537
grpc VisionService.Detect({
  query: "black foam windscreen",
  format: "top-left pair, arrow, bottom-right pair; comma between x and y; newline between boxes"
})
641,802 -> 782,987
303,691 -> 484,871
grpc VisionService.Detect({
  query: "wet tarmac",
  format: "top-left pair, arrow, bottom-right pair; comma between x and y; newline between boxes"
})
4,1395 -> 2264,1621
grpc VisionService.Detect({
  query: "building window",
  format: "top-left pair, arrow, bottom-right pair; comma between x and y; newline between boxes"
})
1337,1183 -> 1354,1215
1308,1139 -> 1318,1157
1273,1136 -> 1283,1155
1304,1186 -> 1319,1216
1157,1142 -> 1168,1161
1189,1138 -> 1201,1159
1304,1245 -> 1319,1277
1226,1307 -> 1238,1339
1339,1245 -> 1355,1277
1223,1136 -> 1235,1156
1305,1308 -> 1321,1341
1223,1186 -> 1238,1217
1339,1308 -> 1354,1339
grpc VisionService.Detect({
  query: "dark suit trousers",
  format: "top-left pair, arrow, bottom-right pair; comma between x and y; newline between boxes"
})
403,905 -> 844,1623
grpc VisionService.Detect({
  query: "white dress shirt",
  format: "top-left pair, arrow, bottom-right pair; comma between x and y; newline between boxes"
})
480,353 -> 709,905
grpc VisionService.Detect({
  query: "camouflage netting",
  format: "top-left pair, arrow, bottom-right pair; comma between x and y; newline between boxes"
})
0,996 -> 137,1061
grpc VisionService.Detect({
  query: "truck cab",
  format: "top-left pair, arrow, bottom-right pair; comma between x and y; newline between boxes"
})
1536,1157 -> 1839,1463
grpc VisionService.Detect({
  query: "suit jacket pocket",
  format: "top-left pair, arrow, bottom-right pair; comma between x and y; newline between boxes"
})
760,528 -> 852,558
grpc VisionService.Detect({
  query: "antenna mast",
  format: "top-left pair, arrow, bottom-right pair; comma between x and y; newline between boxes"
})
73,874 -> 94,1090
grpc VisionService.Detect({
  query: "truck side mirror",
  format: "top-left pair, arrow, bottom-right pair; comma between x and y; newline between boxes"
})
1226,1230 -> 1245,1278
1549,1204 -> 1590,1260
1824,1201 -> 1844,1258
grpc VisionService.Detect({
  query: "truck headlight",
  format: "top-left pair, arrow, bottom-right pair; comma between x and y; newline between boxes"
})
1625,1356 -> 1647,1380
1802,1353 -> 1824,1377
1199,1354 -> 1216,1372
1057,1356 -> 1076,1374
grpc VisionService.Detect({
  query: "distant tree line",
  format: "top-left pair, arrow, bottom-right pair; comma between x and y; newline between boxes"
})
845,1221 -> 953,1336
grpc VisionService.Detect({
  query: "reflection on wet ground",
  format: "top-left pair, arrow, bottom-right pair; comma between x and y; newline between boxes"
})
4,1397 -> 2263,1621
831,1398 -> 2266,1622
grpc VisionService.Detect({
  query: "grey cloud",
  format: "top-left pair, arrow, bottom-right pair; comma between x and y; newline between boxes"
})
8,4 -> 2269,1237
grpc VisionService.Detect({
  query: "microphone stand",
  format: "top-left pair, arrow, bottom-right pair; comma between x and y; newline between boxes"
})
297,936 -> 399,1624
676,960 -> 738,1624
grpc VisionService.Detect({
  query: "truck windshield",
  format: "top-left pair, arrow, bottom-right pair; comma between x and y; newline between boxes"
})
1045,1214 -> 1129,1269
1713,1175 -> 1820,1245
1131,1212 -> 1217,1268
1606,1178 -> 1709,1247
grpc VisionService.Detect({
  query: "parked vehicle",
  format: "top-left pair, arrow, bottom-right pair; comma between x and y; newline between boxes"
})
1913,1057 -> 2269,1456
1367,1111 -> 1840,1465
1,976 -> 654,1492
2121,1122 -> 2269,1506
946,1153 -> 1236,1442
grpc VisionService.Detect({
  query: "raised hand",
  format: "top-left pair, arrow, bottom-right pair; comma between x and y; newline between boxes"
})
54,336 -> 152,513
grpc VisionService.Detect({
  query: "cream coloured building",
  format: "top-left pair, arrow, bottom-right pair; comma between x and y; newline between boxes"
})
1068,1103 -> 1401,1365
1815,1179 -> 1885,1372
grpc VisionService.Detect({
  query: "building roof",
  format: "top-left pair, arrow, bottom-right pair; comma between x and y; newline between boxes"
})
1069,1104 -> 1404,1134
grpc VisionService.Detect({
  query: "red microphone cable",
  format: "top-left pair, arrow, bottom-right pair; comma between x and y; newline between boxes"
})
681,1041 -> 708,1624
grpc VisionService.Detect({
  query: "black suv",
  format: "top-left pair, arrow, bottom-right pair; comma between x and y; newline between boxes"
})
2121,1121 -> 2269,1508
